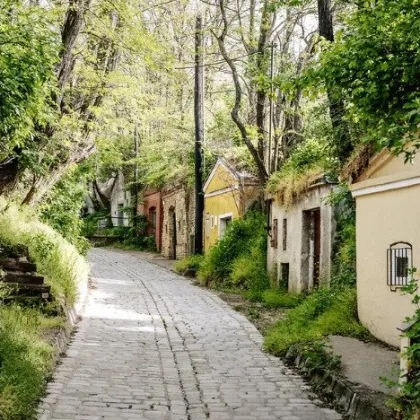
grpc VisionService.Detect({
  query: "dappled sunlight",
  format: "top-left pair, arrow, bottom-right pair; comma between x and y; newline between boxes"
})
116,326 -> 156,333
94,278 -> 134,287
84,301 -> 160,324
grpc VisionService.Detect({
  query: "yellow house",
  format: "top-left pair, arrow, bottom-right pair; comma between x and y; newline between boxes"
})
350,149 -> 419,347
203,158 -> 259,252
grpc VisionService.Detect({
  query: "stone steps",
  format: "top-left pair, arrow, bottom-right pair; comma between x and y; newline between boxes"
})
0,257 -> 51,300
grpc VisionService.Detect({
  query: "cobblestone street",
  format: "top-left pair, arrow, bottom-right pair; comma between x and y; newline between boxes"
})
38,248 -> 341,420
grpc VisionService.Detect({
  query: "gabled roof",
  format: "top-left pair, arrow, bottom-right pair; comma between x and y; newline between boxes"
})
203,157 -> 258,192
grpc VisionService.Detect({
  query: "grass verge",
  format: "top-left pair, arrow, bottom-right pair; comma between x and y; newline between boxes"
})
0,304 -> 64,419
264,287 -> 369,356
0,200 -> 89,418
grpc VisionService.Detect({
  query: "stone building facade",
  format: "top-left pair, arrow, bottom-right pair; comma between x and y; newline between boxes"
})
161,185 -> 195,260
267,181 -> 336,293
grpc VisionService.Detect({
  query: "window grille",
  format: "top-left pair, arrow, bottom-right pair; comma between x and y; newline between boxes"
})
387,242 -> 413,291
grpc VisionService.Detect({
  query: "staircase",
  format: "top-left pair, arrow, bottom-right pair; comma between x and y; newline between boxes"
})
0,258 -> 51,299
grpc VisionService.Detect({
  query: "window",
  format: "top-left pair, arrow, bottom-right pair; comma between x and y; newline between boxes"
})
205,214 -> 210,238
117,203 -> 124,226
271,218 -> 278,248
282,218 -> 288,251
387,242 -> 413,290
219,213 -> 233,238
280,263 -> 289,290
149,207 -> 157,232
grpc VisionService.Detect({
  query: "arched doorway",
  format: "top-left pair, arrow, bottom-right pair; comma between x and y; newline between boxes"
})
168,206 -> 177,259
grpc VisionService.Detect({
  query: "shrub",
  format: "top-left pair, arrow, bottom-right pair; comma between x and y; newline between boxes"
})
261,289 -> 304,309
0,200 -> 89,305
230,235 -> 268,291
197,211 -> 268,290
328,185 -> 357,287
40,165 -> 91,255
264,287 -> 369,356
175,255 -> 204,273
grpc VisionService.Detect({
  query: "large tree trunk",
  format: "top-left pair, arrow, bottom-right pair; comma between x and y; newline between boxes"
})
317,0 -> 353,163
214,0 -> 268,185
255,1 -> 271,170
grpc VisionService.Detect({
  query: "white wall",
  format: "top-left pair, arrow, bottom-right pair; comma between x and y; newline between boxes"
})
267,184 -> 335,293
110,171 -> 131,227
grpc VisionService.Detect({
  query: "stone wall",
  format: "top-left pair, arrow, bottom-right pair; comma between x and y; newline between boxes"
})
161,185 -> 196,260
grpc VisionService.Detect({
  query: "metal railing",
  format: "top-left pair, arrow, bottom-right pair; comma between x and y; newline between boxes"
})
83,216 -> 132,238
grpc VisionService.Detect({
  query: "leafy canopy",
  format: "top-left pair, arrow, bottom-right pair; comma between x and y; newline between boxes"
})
0,1 -> 59,159
315,0 -> 420,154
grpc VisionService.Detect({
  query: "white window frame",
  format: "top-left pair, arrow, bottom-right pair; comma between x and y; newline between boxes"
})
218,212 -> 233,238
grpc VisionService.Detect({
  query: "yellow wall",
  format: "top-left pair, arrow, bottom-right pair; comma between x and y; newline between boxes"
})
367,153 -> 419,180
352,153 -> 419,347
204,190 -> 241,252
203,161 -> 258,251
205,164 -> 237,194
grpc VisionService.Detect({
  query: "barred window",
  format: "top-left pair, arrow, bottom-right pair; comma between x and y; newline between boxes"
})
387,242 -> 413,290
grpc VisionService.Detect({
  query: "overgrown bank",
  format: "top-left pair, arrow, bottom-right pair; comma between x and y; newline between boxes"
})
176,208 -> 368,389
0,201 -> 89,419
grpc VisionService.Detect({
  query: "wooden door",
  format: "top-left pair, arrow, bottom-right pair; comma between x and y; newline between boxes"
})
172,210 -> 177,260
313,209 -> 321,287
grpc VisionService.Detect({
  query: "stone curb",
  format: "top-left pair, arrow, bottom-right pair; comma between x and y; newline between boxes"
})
286,349 -> 395,419
47,275 -> 90,367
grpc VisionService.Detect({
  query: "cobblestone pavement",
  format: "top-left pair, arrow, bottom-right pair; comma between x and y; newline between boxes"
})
38,248 -> 341,420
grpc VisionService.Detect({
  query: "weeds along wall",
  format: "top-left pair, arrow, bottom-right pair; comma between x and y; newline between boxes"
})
0,200 -> 89,307
198,211 -> 269,291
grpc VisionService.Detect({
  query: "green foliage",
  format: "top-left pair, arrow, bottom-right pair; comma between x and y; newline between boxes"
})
264,287 -> 369,356
40,165 -> 92,255
266,139 -> 332,208
315,0 -> 420,155
175,255 -> 204,273
0,1 -> 59,158
390,274 -> 420,418
285,341 -> 342,377
0,304 -> 63,419
327,184 -> 357,287
260,289 -> 304,309
229,235 -> 268,291
281,139 -> 328,173
0,200 -> 89,305
198,212 -> 269,291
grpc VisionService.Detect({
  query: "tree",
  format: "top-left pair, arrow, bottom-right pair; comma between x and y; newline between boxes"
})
316,0 -> 353,163
318,0 -> 420,157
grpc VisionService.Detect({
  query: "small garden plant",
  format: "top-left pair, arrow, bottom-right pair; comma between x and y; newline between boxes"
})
388,270 -> 420,419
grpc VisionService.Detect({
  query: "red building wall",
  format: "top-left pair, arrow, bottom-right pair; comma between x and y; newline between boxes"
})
137,189 -> 163,251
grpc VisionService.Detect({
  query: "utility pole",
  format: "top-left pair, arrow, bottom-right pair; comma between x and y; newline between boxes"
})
133,125 -> 139,226
194,10 -> 204,255
268,42 -> 275,175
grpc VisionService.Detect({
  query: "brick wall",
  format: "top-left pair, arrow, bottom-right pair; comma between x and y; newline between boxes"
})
137,189 -> 163,251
